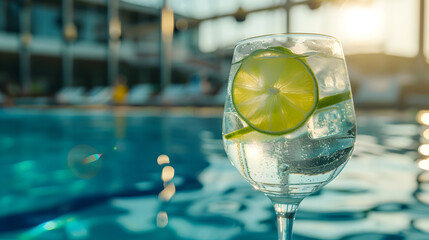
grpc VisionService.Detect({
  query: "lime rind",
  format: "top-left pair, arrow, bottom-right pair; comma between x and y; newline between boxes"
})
316,91 -> 351,110
231,48 -> 319,136
267,46 -> 315,58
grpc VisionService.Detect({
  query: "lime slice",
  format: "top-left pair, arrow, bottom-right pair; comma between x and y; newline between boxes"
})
232,48 -> 318,135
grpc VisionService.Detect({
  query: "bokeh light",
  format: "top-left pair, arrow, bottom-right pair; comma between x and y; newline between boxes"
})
176,18 -> 188,31
157,154 -> 170,165
161,6 -> 174,41
161,166 -> 175,182
68,145 -> 102,179
423,129 -> 429,140
417,111 -> 429,125
112,141 -> 126,152
156,211 -> 168,228
416,188 -> 429,205
414,218 -> 429,234
418,158 -> 429,171
109,17 -> 121,40
42,221 -> 57,231
156,154 -> 175,229
418,171 -> 429,182
83,154 -> 102,164
158,183 -> 175,201
418,144 -> 429,156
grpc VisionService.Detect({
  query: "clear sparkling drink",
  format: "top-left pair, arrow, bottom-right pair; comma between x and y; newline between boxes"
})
223,39 -> 356,198
222,34 -> 356,240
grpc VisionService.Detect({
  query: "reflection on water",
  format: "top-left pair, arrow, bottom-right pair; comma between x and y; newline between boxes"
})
423,129 -> 429,140
157,154 -> 175,228
0,108 -> 429,239
157,154 -> 170,165
419,144 -> 429,156
416,110 -> 429,228
161,166 -> 175,183
157,211 -> 169,228
417,110 -> 429,125
419,159 -> 429,170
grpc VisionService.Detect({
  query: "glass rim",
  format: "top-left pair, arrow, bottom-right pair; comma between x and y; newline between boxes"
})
234,32 -> 340,47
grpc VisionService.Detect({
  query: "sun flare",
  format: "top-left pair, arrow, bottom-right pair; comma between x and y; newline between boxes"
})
342,5 -> 384,42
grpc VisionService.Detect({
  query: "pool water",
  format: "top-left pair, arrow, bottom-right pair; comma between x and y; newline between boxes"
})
0,107 -> 428,240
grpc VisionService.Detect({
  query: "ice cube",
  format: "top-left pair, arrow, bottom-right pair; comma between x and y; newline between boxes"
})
223,111 -> 245,135
243,143 -> 281,184
306,55 -> 349,98
233,41 -> 264,62
308,106 -> 343,139
342,100 -> 356,124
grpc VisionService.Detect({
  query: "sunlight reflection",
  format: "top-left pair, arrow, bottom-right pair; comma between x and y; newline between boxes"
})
161,166 -> 175,183
156,211 -> 168,228
418,144 -> 429,156
417,111 -> 429,125
42,221 -> 57,231
341,4 -> 383,43
157,154 -> 175,228
414,219 -> 429,234
418,171 -> 429,182
157,154 -> 170,165
158,183 -> 176,201
418,158 -> 429,171
416,190 -> 429,205
423,129 -> 429,140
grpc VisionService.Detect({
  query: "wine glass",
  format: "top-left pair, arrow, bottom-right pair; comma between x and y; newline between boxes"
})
222,33 -> 356,240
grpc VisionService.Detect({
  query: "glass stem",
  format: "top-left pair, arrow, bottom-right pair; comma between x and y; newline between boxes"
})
274,203 -> 300,240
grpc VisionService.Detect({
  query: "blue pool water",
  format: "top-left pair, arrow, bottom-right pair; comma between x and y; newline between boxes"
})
0,107 -> 428,240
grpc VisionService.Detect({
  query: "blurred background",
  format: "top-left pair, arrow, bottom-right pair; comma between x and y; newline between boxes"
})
0,0 -> 428,107
1,0 -> 429,239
